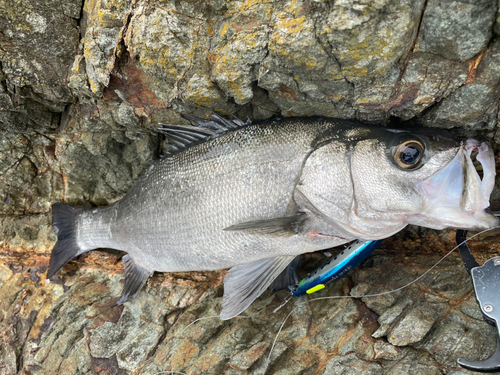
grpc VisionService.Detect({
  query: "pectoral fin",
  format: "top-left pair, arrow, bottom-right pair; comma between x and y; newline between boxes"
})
220,256 -> 296,320
223,214 -> 305,237
117,255 -> 153,305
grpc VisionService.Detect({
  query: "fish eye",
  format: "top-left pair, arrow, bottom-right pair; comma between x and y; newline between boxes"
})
392,140 -> 425,170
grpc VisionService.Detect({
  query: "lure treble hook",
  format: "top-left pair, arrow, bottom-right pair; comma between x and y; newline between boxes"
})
456,223 -> 500,372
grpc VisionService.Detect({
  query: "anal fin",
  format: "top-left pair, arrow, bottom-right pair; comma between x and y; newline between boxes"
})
220,256 -> 296,320
117,254 -> 153,305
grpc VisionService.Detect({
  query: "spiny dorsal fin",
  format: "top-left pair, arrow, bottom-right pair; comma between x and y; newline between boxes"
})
158,112 -> 252,158
117,254 -> 153,305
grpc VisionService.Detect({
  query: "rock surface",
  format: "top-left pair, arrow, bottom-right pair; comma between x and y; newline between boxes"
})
1,0 -> 500,374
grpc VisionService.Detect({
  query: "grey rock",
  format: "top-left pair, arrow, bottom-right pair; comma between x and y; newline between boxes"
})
310,298 -> 360,352
0,0 -> 81,104
421,320 -> 496,368
373,340 -> 401,360
273,347 -> 318,375
496,0 -> 500,35
323,353 -> 383,375
372,300 -> 411,339
388,304 -> 437,346
415,0 -> 496,61
317,0 -> 425,83
249,341 -> 288,375
383,350 -> 442,375
389,53 -> 468,120
422,39 -> 500,129
83,0 -> 132,96
229,342 -> 269,371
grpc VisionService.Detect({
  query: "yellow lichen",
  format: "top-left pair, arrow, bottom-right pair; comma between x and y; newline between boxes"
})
268,13 -> 326,72
97,8 -> 118,27
186,77 -> 222,107
28,283 -> 64,341
236,0 -> 269,12
284,0 -> 302,16
221,22 -> 229,36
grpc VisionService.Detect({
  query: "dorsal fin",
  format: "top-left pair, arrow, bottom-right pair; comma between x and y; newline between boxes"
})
208,112 -> 238,129
158,112 -> 252,158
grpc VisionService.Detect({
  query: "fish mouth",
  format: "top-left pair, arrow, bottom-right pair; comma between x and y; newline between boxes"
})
410,139 -> 499,230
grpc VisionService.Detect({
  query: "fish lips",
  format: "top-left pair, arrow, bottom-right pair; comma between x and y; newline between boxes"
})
410,139 -> 499,231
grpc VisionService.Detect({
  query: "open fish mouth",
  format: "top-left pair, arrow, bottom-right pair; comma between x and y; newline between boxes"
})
410,139 -> 499,230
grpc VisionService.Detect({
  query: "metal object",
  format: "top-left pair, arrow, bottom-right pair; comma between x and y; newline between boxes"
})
289,239 -> 383,296
456,216 -> 500,372
484,304 -> 494,313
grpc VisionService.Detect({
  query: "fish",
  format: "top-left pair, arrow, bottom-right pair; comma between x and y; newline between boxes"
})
47,114 -> 498,320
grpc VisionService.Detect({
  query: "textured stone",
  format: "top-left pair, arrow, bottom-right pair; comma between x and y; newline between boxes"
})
415,0 -> 496,61
421,319 -> 497,368
388,304 -> 437,346
229,342 -> 269,371
0,0 -> 81,104
2,242 -> 500,374
212,21 -> 268,105
83,0 -> 132,95
273,347 -> 318,375
496,0 -> 500,35
422,39 -> 500,129
317,0 -> 425,83
387,53 -> 468,120
323,353 -> 383,375
384,350 -> 441,375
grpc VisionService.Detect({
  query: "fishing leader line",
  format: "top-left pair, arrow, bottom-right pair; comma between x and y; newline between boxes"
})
310,225 -> 500,303
266,225 -> 500,365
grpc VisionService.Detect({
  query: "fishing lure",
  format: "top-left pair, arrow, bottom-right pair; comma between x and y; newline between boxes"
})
289,239 -> 383,296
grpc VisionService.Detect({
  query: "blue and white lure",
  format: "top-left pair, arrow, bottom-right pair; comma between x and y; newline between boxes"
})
288,239 -> 383,296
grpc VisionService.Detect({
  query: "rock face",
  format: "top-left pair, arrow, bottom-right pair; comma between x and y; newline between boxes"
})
1,0 -> 500,374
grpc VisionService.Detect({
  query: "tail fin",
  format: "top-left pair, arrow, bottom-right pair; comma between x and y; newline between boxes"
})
47,203 -> 83,278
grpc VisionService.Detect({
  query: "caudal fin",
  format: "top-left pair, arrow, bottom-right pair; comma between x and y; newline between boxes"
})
47,203 -> 83,278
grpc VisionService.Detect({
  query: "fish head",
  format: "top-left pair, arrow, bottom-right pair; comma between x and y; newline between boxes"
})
298,126 -> 498,240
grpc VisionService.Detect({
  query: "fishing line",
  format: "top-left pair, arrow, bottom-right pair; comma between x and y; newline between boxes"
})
266,225 -> 500,364
272,292 -> 293,313
267,309 -> 294,365
310,225 -> 500,302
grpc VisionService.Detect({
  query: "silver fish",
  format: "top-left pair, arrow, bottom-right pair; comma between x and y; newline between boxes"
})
48,115 -> 498,319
